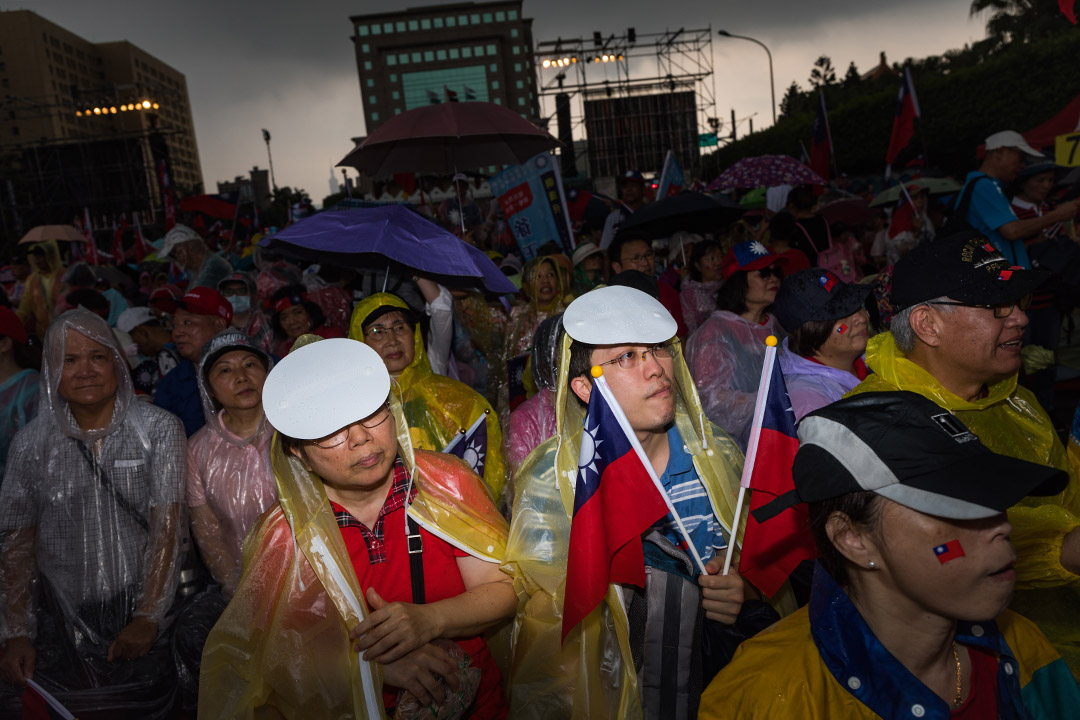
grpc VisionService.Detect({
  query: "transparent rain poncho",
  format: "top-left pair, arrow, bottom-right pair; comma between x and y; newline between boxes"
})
502,332 -> 796,719
186,328 -> 277,595
198,390 -> 511,719
684,310 -> 786,450
350,293 -> 507,501
849,331 -> 1080,676
505,314 -> 563,473
0,309 -> 185,708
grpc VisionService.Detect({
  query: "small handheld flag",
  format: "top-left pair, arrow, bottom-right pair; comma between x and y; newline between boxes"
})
934,539 -> 965,564
442,412 -> 489,478
885,68 -> 921,177
22,678 -> 77,719
809,90 -> 832,182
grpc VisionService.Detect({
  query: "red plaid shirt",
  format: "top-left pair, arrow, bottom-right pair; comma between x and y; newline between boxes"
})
331,457 -> 416,565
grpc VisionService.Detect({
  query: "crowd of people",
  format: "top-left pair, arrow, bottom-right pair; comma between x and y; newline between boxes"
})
0,127 -> 1079,719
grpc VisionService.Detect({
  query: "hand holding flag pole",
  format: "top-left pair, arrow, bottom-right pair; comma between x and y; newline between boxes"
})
721,336 -> 779,576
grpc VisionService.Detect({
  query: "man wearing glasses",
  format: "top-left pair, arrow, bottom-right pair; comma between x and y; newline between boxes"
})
506,286 -> 778,718
609,233 -> 689,338
849,230 -> 1080,674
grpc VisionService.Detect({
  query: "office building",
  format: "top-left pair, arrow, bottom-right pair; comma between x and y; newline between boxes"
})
349,1 -> 540,137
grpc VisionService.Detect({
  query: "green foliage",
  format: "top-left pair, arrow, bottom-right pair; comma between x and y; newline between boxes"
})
809,56 -> 837,88
707,29 -> 1080,178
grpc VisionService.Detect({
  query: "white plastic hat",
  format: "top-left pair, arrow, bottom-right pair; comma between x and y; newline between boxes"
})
563,285 -> 676,345
116,306 -> 156,334
158,224 -> 200,258
262,337 -> 391,440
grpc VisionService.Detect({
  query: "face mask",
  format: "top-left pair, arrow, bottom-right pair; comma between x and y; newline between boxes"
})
229,295 -> 251,315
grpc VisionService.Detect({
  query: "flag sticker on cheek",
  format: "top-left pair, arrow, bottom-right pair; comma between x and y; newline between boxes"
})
933,539 -> 965,564
836,324 -> 849,335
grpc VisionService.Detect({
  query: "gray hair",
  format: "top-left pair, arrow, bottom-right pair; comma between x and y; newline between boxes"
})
890,296 -> 955,353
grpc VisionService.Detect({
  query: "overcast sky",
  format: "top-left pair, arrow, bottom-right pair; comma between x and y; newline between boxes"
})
9,0 -> 988,204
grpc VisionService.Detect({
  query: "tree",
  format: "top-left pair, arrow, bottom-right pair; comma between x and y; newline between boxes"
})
843,61 -> 860,87
779,81 -> 803,119
970,0 -> 1075,51
808,55 -> 837,88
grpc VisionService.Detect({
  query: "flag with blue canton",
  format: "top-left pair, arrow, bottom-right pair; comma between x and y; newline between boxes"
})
738,350 -> 814,597
733,240 -> 772,268
562,378 -> 669,640
809,90 -> 832,181
442,412 -> 488,479
656,150 -> 685,200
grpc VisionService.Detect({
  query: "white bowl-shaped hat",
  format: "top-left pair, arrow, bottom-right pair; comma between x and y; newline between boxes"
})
263,337 -> 391,440
563,285 -> 677,345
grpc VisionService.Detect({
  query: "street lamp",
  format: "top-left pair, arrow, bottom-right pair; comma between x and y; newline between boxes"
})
717,30 -> 776,126
262,128 -> 278,192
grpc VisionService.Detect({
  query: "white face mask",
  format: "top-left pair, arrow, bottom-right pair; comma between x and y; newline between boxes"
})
228,294 -> 251,315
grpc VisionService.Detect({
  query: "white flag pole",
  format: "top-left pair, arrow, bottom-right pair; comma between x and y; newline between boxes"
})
594,373 -> 707,574
721,337 -> 779,576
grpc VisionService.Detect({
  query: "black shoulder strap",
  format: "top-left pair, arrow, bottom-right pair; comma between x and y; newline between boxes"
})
955,175 -> 989,219
77,441 -> 149,533
406,513 -> 425,604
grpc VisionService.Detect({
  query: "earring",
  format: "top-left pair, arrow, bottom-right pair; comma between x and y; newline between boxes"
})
868,561 -> 877,569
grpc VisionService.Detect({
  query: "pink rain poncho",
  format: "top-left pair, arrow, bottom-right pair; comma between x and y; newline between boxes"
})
186,328 -> 277,595
684,310 -> 784,450
0,309 -> 185,716
505,314 -> 563,474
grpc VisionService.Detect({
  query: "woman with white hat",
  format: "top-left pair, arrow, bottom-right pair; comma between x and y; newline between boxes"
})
199,338 -> 515,719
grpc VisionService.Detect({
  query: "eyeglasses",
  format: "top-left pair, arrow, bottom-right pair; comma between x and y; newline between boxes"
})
365,321 -> 412,340
595,341 -> 677,371
622,250 -> 655,265
757,267 -> 783,280
924,294 -> 1032,319
309,402 -> 392,449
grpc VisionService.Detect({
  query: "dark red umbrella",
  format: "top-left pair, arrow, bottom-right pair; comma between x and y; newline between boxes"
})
819,198 -> 878,227
337,101 -> 560,177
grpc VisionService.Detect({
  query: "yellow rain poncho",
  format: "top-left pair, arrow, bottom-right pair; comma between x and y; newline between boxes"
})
502,333 -> 796,719
350,293 -> 506,501
848,331 -> 1080,674
197,397 -> 510,719
16,239 -> 65,338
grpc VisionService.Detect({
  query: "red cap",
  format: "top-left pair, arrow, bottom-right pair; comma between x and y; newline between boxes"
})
720,240 -> 785,281
0,306 -> 27,345
177,286 -> 233,323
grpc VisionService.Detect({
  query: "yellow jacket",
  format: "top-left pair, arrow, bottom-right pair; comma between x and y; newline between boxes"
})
848,331 -> 1080,676
350,293 -> 506,500
701,564 -> 1079,720
198,409 -> 509,719
502,334 -> 795,719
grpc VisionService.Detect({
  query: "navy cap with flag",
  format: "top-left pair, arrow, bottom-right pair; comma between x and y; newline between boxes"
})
773,268 -> 873,333
720,240 -> 784,280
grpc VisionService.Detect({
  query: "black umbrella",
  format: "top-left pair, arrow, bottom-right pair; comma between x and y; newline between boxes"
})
615,192 -> 747,242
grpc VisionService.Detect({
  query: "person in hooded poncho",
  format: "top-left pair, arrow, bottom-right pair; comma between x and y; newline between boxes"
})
502,258 -> 572,407
505,313 -> 562,474
0,309 -> 185,717
16,240 -> 65,340
198,338 -> 515,719
350,293 -> 506,502
847,232 -> 1080,677
503,285 -> 795,720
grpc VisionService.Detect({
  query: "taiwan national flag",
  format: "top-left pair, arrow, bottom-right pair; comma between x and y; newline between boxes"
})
809,90 -> 832,182
443,412 -> 489,479
133,211 -> 154,263
562,376 -> 670,640
934,540 -> 965,564
21,678 -> 76,719
885,68 -> 921,171
82,207 -> 101,265
737,349 -> 813,598
655,150 -> 685,200
112,214 -> 128,266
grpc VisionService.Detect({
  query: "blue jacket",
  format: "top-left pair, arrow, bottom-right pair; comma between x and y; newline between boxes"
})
153,358 -> 204,437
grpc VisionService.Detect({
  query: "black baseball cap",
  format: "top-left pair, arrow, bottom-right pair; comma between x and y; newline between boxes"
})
890,231 -> 1047,311
773,268 -> 873,333
753,391 -> 1067,523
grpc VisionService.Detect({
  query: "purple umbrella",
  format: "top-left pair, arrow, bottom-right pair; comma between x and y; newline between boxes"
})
708,155 -> 827,191
260,205 -> 516,294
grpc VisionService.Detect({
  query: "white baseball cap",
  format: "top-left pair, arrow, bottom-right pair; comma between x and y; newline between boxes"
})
985,130 -> 1043,158
158,224 -> 200,259
262,337 -> 391,440
563,285 -> 676,345
572,242 -> 603,267
116,306 -> 156,334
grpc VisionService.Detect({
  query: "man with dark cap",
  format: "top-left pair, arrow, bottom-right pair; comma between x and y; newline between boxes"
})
848,230 -> 1080,674
599,169 -> 649,250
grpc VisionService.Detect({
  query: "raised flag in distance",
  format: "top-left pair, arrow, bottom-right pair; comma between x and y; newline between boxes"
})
443,412 -> 489,479
1061,0 -> 1077,24
158,160 -> 176,231
562,374 -> 670,640
885,68 -> 921,175
736,345 -> 813,598
444,86 -> 459,103
112,214 -> 128,266
83,207 -> 101,265
133,211 -> 153,263
809,90 -> 832,182
655,150 -> 685,200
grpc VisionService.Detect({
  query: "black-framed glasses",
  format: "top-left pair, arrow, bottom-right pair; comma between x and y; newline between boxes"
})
757,267 -> 782,279
309,402 -> 391,449
622,250 -> 655,264
924,294 -> 1032,319
595,341 -> 678,371
365,321 -> 412,340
